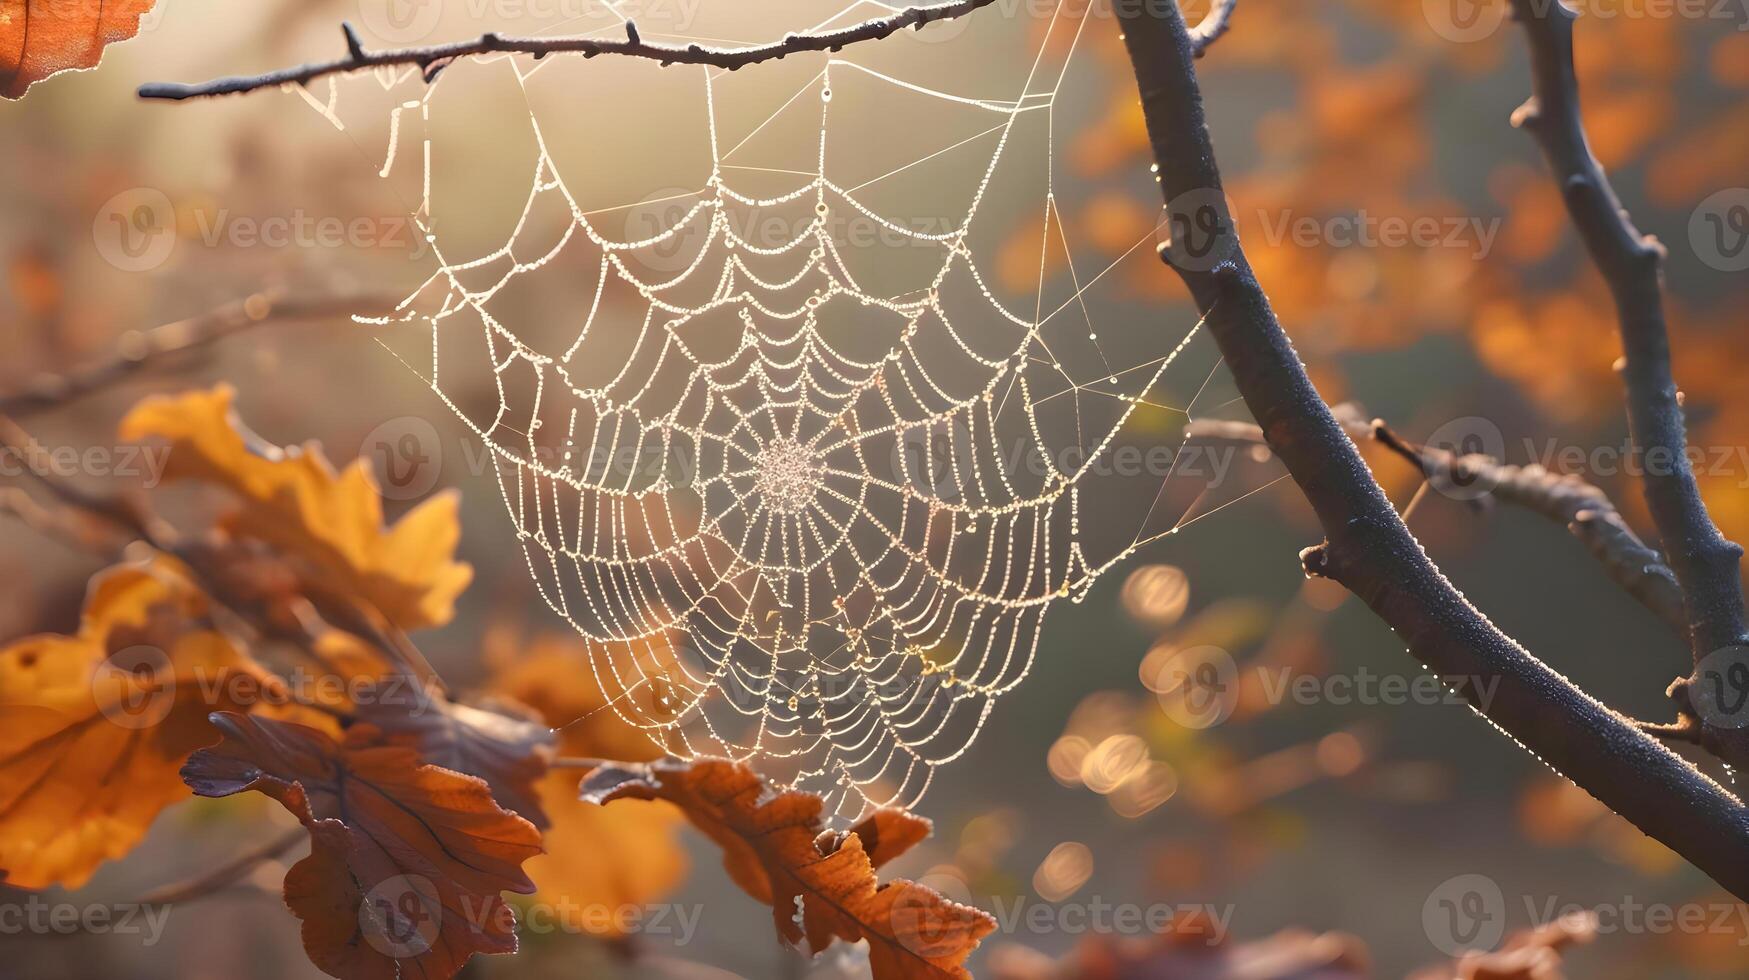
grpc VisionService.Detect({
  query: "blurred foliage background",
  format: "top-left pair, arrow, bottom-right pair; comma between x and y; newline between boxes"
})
1,0 -> 1746,977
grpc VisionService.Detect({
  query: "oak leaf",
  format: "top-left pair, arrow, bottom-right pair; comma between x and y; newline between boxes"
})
582,758 -> 994,979
182,712 -> 542,980
119,384 -> 472,631
0,558 -> 275,889
1,0 -> 158,99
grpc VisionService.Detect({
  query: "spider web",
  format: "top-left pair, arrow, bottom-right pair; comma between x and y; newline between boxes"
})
301,0 -> 1254,820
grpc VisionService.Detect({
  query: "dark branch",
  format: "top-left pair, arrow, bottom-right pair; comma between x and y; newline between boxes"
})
1188,410 -> 1688,638
137,0 -> 1004,101
1118,0 -> 1749,899
1507,0 -> 1748,663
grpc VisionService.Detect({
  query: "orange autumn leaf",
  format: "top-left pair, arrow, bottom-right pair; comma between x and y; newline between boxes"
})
0,0 -> 158,99
0,558 -> 275,889
182,712 -> 542,980
519,769 -> 688,939
583,758 -> 994,980
488,631 -> 687,939
119,384 -> 472,631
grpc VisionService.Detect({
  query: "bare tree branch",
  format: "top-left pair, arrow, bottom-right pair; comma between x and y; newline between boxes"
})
0,291 -> 390,417
137,0 -> 1005,101
1507,0 -> 1748,663
1188,410 -> 1688,638
1117,0 -> 1749,899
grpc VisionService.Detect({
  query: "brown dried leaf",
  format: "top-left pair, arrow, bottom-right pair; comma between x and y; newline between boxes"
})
182,712 -> 542,980
582,758 -> 994,980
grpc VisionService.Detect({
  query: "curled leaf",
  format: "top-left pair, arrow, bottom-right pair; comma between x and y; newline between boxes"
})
183,712 -> 542,980
583,758 -> 993,980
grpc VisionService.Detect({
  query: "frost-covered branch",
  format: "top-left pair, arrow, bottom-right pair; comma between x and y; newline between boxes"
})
138,0 -> 1004,101
1188,410 -> 1687,638
1506,0 -> 1748,664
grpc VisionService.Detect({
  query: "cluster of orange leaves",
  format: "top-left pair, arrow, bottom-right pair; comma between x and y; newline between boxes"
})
0,385 -> 988,980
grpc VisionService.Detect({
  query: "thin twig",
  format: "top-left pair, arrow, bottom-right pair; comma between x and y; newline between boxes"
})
138,0 -> 1005,101
550,756 -> 616,770
135,829 -> 306,907
0,292 -> 392,417
1507,0 -> 1748,663
1117,0 -> 1749,899
1189,411 -> 1688,637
